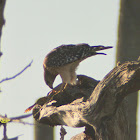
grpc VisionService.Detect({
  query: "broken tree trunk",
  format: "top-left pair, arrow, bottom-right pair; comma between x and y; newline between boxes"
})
33,59 -> 140,140
116,0 -> 140,139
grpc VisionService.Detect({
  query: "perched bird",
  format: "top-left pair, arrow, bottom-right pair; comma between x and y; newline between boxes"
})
43,43 -> 112,90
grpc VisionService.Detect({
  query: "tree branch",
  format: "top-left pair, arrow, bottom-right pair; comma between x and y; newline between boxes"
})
0,113 -> 33,127
0,60 -> 33,84
33,60 -> 140,140
0,114 -> 32,140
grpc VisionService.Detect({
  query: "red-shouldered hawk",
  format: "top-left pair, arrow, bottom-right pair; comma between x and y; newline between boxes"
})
43,43 -> 112,89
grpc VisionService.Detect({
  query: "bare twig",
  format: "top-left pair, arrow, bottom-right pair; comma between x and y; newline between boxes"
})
0,114 -> 33,140
0,60 -> 33,84
1,114 -> 27,140
60,126 -> 67,140
3,115 -> 7,140
11,119 -> 33,125
10,113 -> 32,120
0,113 -> 33,126
10,113 -> 33,125
3,123 -> 7,140
6,135 -> 23,140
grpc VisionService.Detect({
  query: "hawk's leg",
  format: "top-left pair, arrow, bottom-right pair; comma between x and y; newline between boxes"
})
53,83 -> 68,94
46,83 -> 68,103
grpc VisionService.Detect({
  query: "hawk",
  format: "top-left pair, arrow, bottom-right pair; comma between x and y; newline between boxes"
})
43,43 -> 112,89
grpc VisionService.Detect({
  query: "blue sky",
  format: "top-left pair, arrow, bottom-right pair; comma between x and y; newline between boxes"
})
0,0 -> 132,139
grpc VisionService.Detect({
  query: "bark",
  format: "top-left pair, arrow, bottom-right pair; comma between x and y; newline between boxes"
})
33,59 -> 140,140
116,0 -> 140,139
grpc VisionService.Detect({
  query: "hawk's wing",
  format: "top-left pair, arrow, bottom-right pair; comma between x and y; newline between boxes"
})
44,43 -> 112,67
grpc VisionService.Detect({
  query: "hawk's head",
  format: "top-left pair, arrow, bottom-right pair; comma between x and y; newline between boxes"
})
44,68 -> 57,89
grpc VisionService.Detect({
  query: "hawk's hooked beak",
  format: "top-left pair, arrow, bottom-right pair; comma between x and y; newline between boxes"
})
44,68 -> 57,89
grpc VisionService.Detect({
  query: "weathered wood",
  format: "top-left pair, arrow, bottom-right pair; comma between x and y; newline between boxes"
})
116,1 -> 140,139
33,60 -> 140,140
